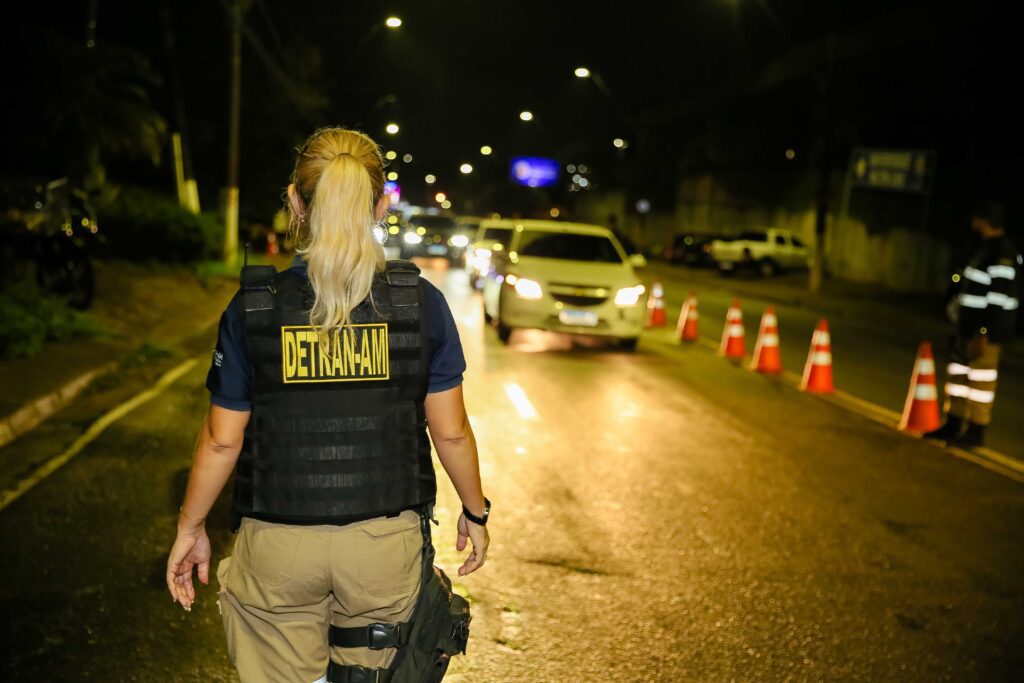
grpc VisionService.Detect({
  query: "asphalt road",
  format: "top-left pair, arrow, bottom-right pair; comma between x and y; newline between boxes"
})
1,262 -> 1022,681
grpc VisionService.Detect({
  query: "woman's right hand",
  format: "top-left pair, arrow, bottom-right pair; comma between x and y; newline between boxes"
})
456,512 -> 489,576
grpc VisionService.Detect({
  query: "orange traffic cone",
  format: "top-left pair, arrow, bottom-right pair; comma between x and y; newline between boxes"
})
675,291 -> 699,342
801,319 -> 834,393
750,306 -> 782,373
719,299 -> 745,359
646,281 -> 667,327
899,342 -> 942,433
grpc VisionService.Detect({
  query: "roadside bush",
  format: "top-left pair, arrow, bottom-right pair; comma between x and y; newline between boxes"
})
0,289 -> 105,359
95,186 -> 223,263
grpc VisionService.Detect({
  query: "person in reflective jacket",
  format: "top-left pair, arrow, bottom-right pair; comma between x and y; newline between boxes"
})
926,201 -> 1020,447
165,128 -> 490,683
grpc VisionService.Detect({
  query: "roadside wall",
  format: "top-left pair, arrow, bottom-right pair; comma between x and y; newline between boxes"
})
671,173 -> 950,293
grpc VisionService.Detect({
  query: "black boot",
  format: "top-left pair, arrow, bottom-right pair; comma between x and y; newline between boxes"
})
923,416 -> 964,441
953,422 -> 985,448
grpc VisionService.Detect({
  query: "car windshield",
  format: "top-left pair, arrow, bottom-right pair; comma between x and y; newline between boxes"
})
517,231 -> 623,263
481,227 -> 513,248
738,231 -> 769,242
410,215 -> 456,233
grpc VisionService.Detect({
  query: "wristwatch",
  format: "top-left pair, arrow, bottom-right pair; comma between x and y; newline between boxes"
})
462,498 -> 491,526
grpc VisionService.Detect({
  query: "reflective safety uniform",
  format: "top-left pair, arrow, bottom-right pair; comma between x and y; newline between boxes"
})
945,235 -> 1021,425
213,260 -> 470,683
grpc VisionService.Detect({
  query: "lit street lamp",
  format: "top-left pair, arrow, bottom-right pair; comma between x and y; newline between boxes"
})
519,110 -> 534,122
574,66 -> 591,78
460,163 -> 473,174
425,174 -> 437,184
613,137 -> 629,149
385,16 -> 402,29
434,192 -> 447,203
385,122 -> 400,135
480,145 -> 493,156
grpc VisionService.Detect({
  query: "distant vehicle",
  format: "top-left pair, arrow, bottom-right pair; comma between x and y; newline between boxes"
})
665,233 -> 721,267
710,228 -> 809,277
482,220 -> 647,349
465,219 -> 516,288
399,213 -> 469,262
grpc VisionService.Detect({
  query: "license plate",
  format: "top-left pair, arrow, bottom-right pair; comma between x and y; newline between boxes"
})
427,244 -> 448,255
558,309 -> 599,327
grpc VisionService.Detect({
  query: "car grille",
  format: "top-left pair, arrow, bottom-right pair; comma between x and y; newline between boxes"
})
551,293 -> 608,307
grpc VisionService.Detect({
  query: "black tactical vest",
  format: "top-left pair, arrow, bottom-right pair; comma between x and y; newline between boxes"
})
231,260 -> 436,530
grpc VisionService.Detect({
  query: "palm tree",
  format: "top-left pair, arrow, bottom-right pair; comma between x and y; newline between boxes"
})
43,31 -> 168,192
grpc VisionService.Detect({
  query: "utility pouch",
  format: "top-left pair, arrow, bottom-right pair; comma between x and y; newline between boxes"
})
328,511 -> 472,683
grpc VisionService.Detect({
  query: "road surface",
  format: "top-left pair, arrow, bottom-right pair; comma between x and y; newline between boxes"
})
1,263 -> 1021,681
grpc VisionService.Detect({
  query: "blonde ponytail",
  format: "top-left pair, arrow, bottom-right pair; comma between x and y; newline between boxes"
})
288,129 -> 387,340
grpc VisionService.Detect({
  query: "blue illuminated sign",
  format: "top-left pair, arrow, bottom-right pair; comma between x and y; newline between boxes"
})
510,157 -> 559,188
384,180 -> 400,204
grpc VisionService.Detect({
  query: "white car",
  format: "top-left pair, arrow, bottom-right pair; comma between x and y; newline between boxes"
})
482,220 -> 647,349
711,228 -> 810,277
465,219 -> 516,288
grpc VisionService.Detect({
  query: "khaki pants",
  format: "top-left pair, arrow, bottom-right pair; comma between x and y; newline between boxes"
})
945,342 -> 1002,426
216,510 -> 423,683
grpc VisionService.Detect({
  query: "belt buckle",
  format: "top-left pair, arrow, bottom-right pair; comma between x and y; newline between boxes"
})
367,622 -> 397,650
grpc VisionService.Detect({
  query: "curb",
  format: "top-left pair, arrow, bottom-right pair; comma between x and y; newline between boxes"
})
0,363 -> 117,450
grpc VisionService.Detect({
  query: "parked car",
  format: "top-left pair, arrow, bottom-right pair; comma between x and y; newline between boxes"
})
482,219 -> 647,349
710,229 -> 809,277
665,233 -> 721,267
465,219 -> 516,288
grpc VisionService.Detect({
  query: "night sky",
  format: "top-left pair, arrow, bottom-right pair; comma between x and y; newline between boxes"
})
1,1 -> 1018,220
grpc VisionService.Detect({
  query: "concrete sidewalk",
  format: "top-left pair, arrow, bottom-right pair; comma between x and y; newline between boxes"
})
0,260 -> 241,448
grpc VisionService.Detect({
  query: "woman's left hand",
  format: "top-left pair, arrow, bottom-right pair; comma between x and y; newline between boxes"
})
166,526 -> 212,611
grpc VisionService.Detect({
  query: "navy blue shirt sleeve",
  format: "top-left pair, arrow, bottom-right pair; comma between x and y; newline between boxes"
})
205,290 -> 253,411
423,279 -> 466,393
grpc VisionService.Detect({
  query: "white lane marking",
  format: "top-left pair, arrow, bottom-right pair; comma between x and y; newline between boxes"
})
503,382 -> 538,420
0,358 -> 199,513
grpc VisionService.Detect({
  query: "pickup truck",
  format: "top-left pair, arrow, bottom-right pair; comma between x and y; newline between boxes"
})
710,229 -> 810,277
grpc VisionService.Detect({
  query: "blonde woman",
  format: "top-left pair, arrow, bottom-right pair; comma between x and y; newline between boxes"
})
166,128 -> 489,683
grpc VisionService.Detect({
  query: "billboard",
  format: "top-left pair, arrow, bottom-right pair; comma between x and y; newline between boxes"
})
510,157 -> 559,188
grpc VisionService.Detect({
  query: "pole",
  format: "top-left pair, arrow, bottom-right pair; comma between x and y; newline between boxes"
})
161,1 -> 200,213
224,0 -> 244,266
809,35 -> 835,293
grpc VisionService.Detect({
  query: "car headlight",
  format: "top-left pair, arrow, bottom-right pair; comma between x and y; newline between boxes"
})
450,234 -> 469,248
403,232 -> 423,244
614,284 -> 646,306
510,276 -> 543,300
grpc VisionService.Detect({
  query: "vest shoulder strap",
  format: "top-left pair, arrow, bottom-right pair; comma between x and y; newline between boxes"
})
240,264 -> 278,313
385,259 -> 421,288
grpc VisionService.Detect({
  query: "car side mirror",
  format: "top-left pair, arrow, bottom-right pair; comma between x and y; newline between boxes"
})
629,253 -> 647,269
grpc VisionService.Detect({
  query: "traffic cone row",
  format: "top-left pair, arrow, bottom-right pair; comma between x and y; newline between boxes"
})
667,289 -> 937,437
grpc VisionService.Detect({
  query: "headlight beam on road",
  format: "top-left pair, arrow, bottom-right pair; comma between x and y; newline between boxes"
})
503,382 -> 538,420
